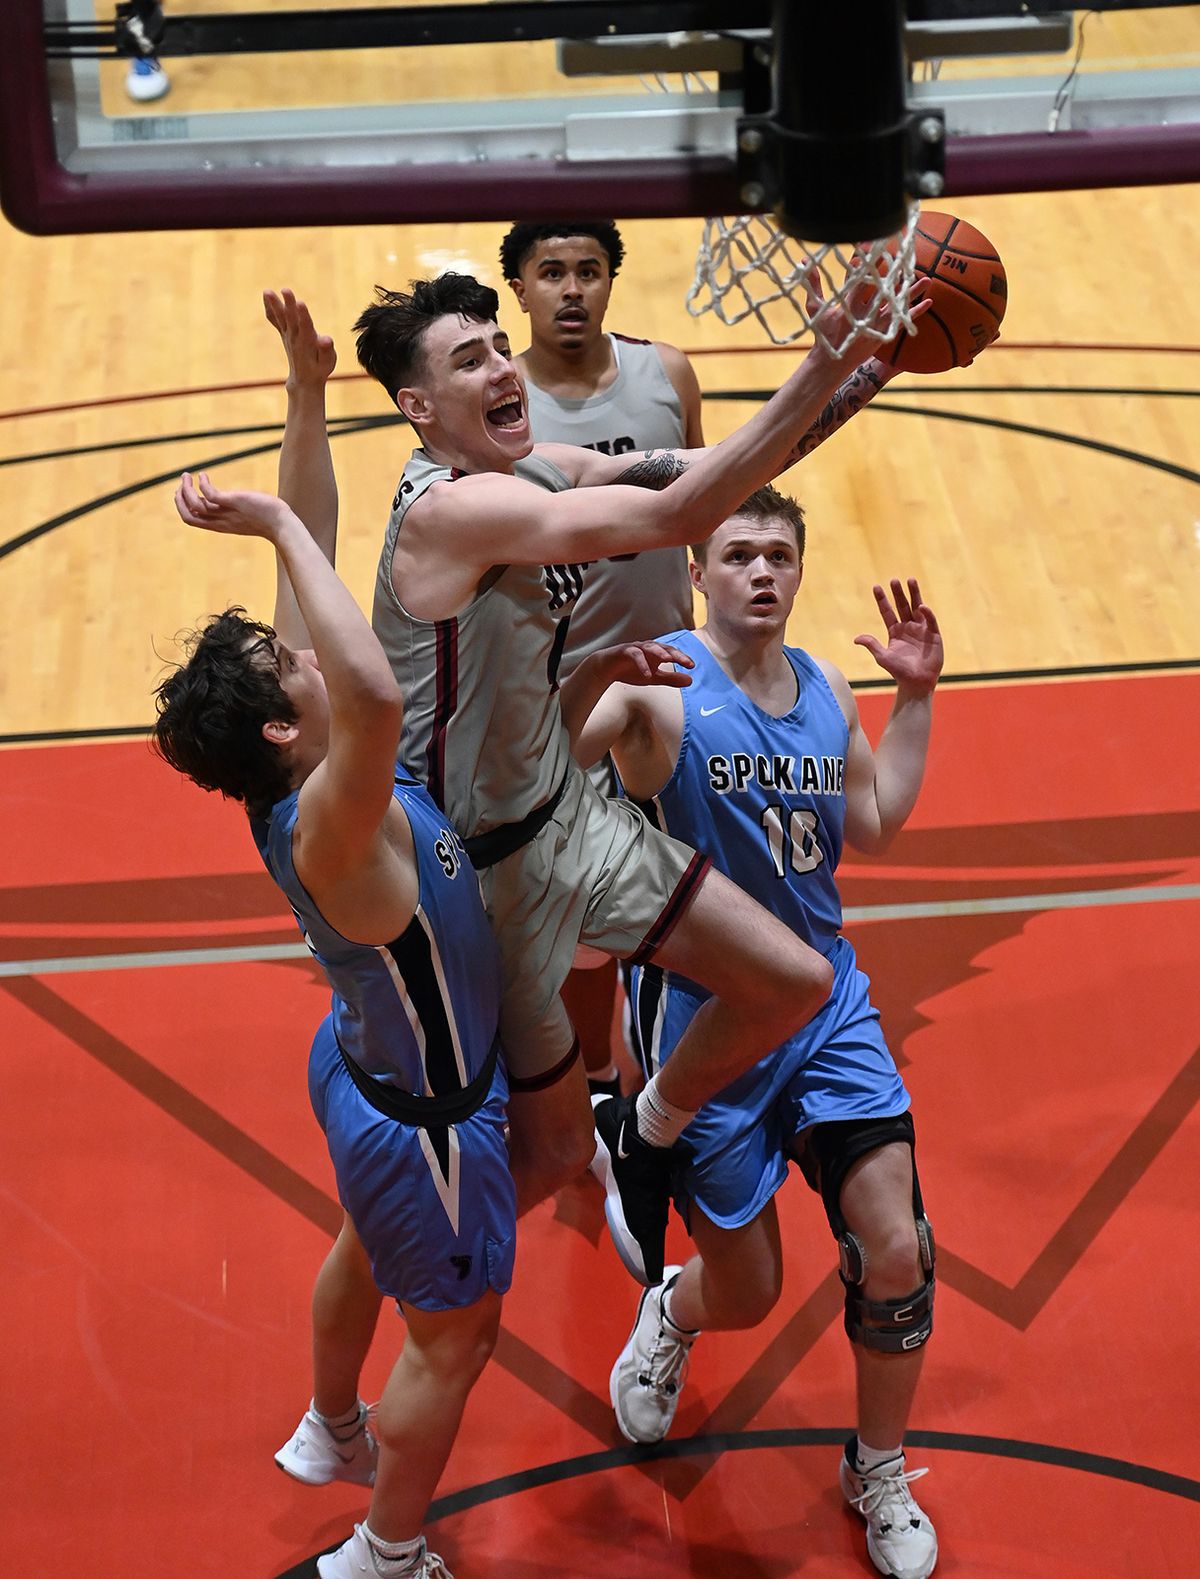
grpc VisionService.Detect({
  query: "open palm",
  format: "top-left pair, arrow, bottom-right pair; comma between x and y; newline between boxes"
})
854,578 -> 943,691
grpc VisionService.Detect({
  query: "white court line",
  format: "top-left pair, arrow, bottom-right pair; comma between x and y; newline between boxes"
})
0,883 -> 1197,980
0,941 -> 309,978
842,883 -> 1200,924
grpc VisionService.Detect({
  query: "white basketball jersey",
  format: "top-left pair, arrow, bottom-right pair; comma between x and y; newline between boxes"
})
374,448 -> 584,837
523,334 -> 694,670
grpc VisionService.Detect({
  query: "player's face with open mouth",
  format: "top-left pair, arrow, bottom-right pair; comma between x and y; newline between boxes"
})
418,314 -> 532,464
698,516 -> 802,634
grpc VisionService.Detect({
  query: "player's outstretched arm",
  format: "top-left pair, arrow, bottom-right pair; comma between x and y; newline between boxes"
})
175,472 -> 402,876
553,283 -> 929,493
560,639 -> 693,767
264,287 -> 339,652
829,578 -> 943,854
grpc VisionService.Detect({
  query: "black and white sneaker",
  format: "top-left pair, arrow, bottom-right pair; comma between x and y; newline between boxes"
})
839,1435 -> 938,1579
610,1267 -> 696,1444
590,1092 -> 675,1286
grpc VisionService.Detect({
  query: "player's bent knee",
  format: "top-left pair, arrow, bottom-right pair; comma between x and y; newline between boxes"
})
841,1220 -> 935,1354
861,1222 -> 928,1297
801,1111 -> 937,1354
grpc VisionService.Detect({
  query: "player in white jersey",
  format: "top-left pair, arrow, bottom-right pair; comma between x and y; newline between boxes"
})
566,485 -> 943,1579
153,294 -> 514,1579
351,269 -> 929,1281
501,218 -> 705,1098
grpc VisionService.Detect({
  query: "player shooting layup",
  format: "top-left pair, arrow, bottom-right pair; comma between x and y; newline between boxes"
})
352,270 -> 923,1282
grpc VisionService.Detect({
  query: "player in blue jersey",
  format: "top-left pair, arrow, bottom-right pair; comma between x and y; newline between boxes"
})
565,485 -> 944,1579
151,294 -> 510,1579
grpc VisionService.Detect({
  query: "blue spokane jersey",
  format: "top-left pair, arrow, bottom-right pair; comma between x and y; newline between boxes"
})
640,629 -> 847,977
252,771 -> 502,1096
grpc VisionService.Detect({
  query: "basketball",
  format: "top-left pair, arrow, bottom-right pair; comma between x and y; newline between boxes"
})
882,211 -> 1008,374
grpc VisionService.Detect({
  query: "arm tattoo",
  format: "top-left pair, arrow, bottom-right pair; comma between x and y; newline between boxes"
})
787,362 -> 888,465
613,450 -> 690,491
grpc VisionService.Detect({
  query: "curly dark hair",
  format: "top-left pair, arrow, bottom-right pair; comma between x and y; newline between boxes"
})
152,608 -> 297,819
354,274 -> 501,402
690,484 -> 807,563
498,221 -> 625,283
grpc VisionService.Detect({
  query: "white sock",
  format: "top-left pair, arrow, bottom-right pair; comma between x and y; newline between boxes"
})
855,1436 -> 904,1473
635,1077 -> 696,1148
661,1277 -> 700,1337
312,1398 -> 365,1439
360,1524 -> 424,1573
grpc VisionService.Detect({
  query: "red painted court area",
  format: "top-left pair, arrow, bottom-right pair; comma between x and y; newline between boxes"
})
2,672 -> 1198,1577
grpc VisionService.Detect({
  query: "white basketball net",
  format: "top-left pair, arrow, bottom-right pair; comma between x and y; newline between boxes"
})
687,205 -> 921,355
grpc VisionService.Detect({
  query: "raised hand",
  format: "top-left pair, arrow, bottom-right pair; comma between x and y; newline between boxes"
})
802,255 -> 932,363
602,640 -> 695,690
174,471 -> 294,540
854,578 -> 943,693
263,287 -> 337,389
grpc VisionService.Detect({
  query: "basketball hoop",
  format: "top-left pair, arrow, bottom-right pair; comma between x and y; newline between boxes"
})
686,205 -> 922,355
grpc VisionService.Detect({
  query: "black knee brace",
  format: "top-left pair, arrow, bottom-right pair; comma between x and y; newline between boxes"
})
799,1112 -> 936,1354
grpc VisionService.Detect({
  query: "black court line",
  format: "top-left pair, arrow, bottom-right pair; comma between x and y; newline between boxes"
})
275,1427 -> 1200,1578
3,342 -> 1197,422
0,413 -> 399,470
706,390 -> 1200,487
1,387 -> 1193,473
0,416 -> 393,561
4,659 -> 1197,747
4,385 -> 1196,563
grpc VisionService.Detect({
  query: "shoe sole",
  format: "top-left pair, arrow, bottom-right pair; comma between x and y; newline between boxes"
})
608,1266 -> 685,1446
274,1451 -> 375,1488
590,1093 -> 653,1285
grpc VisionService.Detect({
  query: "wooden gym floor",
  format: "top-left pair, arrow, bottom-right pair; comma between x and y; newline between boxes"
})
2,9 -> 1199,1576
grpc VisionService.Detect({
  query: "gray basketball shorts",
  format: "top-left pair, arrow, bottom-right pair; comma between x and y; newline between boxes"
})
478,766 -> 709,1083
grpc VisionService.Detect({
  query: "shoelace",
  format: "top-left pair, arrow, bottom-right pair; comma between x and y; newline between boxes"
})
640,1309 -> 694,1397
847,1462 -> 930,1522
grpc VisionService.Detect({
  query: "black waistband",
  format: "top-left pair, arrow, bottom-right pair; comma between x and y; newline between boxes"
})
463,769 -> 570,870
337,1034 -> 500,1128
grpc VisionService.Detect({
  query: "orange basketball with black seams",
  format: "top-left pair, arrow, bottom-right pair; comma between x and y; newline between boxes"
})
884,211 -> 1008,374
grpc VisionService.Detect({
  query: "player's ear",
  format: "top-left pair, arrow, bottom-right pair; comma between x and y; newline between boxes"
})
262,718 -> 299,747
508,276 -> 529,314
689,554 -> 708,597
395,386 -> 431,426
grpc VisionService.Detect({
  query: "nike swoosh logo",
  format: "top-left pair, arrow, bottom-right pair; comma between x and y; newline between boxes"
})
699,704 -> 726,716
616,1124 -> 632,1161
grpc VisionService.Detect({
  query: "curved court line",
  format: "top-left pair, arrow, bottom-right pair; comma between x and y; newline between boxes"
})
5,655 -> 1199,745
277,1425 -> 1200,1577
1,389 -> 1195,473
3,387 -> 1197,564
0,417 -> 390,561
2,340 -> 1199,423
705,391 -> 1200,487
0,412 -> 400,472
3,882 -> 1197,979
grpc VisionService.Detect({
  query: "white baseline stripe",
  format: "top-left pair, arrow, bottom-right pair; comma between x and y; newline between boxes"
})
0,883 -> 1197,980
0,941 -> 308,978
842,883 -> 1200,924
